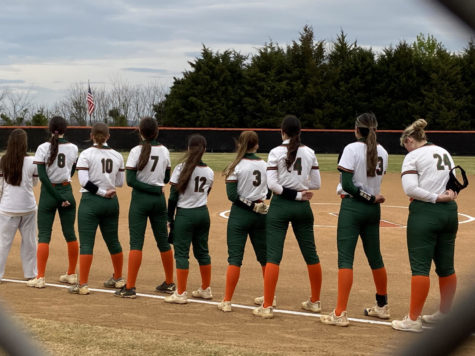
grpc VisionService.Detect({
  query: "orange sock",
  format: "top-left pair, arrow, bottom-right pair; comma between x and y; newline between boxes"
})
409,275 -> 430,320
37,243 -> 49,278
261,265 -> 266,278
335,268 -> 353,316
126,250 -> 142,289
371,267 -> 387,295
67,241 -> 79,275
160,250 -> 174,284
110,252 -> 123,280
224,265 -> 240,301
263,263 -> 279,308
176,268 -> 189,294
439,274 -> 457,313
199,264 -> 211,289
307,263 -> 322,302
79,254 -> 93,285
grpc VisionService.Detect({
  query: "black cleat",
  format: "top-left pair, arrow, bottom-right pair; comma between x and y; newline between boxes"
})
155,281 -> 176,294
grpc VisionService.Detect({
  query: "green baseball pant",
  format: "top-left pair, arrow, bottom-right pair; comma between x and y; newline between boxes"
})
173,206 -> 210,270
37,184 -> 77,243
78,193 -> 122,255
407,200 -> 458,277
227,204 -> 266,267
336,197 -> 384,269
265,195 -> 319,265
128,189 -> 171,252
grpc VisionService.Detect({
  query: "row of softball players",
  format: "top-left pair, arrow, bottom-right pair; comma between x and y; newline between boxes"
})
0,117 -> 174,297
0,114 -> 459,333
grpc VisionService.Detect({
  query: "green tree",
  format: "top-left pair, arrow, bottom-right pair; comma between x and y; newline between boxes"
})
108,108 -> 128,127
162,47 -> 247,127
30,109 -> 49,126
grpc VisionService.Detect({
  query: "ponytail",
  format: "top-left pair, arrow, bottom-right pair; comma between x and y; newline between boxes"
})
223,131 -> 258,178
281,115 -> 301,170
47,116 -> 67,166
137,117 -> 158,171
176,135 -> 207,193
355,113 -> 378,177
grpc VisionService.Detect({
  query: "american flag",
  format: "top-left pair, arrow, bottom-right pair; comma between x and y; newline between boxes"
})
87,84 -> 95,116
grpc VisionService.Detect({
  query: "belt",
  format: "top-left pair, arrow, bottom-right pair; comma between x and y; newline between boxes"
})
340,194 -> 351,199
253,199 -> 263,203
52,181 -> 70,187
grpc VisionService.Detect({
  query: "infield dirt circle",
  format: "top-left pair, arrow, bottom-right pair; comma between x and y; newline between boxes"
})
1,172 -> 474,355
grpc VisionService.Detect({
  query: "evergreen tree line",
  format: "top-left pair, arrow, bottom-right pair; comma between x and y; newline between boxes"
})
158,26 -> 475,130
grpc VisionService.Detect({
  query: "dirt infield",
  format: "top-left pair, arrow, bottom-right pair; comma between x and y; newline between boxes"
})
1,172 -> 474,355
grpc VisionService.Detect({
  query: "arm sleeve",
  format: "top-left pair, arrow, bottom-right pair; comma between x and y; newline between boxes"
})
167,185 -> 179,222
37,164 -> 65,202
402,173 -> 438,203
164,167 -> 171,184
341,170 -> 376,204
126,169 -> 162,195
307,154 -> 321,190
70,162 -> 76,177
226,181 -> 239,202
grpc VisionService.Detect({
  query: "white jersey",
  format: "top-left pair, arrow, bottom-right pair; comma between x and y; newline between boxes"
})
337,142 -> 388,196
225,154 -> 268,202
0,156 -> 38,214
77,145 -> 125,192
126,143 -> 171,186
267,140 -> 321,196
170,162 -> 214,208
401,144 -> 455,203
34,141 -> 78,183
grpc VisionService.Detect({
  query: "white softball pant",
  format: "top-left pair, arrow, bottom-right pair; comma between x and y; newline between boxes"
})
0,212 -> 37,280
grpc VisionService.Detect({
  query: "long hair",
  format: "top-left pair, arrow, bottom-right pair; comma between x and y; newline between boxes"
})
137,117 -> 158,171
91,122 -> 109,148
281,115 -> 301,170
400,119 -> 428,146
223,131 -> 259,178
47,116 -> 67,166
355,113 -> 378,177
176,134 -> 207,194
0,129 -> 28,186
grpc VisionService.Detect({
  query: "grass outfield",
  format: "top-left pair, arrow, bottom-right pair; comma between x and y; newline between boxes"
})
165,153 -> 475,175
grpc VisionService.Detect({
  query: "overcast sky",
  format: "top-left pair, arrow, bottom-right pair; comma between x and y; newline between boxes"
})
0,0 -> 472,107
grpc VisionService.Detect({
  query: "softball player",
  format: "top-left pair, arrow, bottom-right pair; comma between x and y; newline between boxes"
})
164,134 -> 214,304
253,115 -> 322,319
27,116 -> 79,289
218,131 -> 269,312
115,117 -> 174,298
320,113 -> 389,327
392,119 -> 458,333
69,122 -> 125,295
0,129 -> 38,282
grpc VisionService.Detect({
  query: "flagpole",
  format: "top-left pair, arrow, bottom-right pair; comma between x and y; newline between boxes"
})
88,80 -> 91,126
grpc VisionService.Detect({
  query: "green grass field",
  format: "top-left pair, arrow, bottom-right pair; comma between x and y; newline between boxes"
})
165,153 -> 475,175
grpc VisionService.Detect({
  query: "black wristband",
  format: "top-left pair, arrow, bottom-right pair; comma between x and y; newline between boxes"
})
281,187 -> 297,200
84,180 -> 99,194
